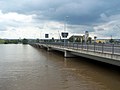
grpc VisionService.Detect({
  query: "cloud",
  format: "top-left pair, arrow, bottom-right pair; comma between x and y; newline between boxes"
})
0,0 -> 120,39
0,10 -> 36,28
0,0 -> 118,24
94,14 -> 120,39
0,10 -> 39,39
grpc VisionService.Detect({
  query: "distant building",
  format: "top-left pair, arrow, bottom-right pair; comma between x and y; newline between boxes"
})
96,39 -> 106,43
69,35 -> 83,42
96,39 -> 115,44
68,34 -> 92,43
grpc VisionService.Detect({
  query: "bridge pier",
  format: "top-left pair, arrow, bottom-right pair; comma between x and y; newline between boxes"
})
64,50 -> 76,58
47,47 -> 52,51
30,43 -> 120,67
39,45 -> 43,48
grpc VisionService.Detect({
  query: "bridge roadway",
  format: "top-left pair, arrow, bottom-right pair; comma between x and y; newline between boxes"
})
31,43 -> 120,67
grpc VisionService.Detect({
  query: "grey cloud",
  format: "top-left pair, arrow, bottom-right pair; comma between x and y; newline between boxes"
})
0,27 -> 6,31
1,0 -> 120,25
68,25 -> 95,34
38,0 -> 120,25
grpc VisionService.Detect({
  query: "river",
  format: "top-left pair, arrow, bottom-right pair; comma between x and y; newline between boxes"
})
0,44 -> 120,90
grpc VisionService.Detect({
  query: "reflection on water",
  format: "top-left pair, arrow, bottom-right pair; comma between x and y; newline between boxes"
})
0,44 -> 120,90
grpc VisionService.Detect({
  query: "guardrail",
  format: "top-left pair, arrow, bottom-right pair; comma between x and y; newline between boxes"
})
38,42 -> 120,55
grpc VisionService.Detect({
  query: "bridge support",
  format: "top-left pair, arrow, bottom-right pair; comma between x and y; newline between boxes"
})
47,47 -> 52,51
39,45 -> 43,48
64,50 -> 76,58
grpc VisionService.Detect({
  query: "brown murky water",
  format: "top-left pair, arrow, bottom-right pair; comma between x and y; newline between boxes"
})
0,44 -> 120,90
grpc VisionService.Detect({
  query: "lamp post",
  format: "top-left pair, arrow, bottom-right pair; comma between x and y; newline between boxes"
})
58,30 -> 61,42
37,26 -> 43,43
94,36 -> 97,43
64,16 -> 69,31
62,16 -> 69,48
85,31 -> 89,44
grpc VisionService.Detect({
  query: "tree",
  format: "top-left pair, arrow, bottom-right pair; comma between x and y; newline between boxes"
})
94,36 -> 97,43
109,39 -> 114,43
51,37 -> 54,41
0,39 -> 5,44
22,38 -> 28,44
87,37 -> 92,44
75,37 -> 81,42
36,39 -> 39,43
82,39 -> 85,43
98,41 -> 102,43
68,36 -> 74,42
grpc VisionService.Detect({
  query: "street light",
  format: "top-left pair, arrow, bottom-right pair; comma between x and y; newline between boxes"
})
61,16 -> 69,48
94,36 -> 97,43
58,30 -> 61,42
85,31 -> 89,44
64,16 -> 69,31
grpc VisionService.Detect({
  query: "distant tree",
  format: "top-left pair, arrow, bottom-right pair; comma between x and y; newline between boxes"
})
75,37 -> 81,42
18,39 -> 22,43
36,39 -> 39,43
109,39 -> 114,43
12,40 -> 19,44
68,36 -> 74,42
94,36 -> 97,43
4,40 -> 9,44
0,39 -> 5,44
22,38 -> 28,44
82,39 -> 85,43
82,35 -> 85,44
52,37 -> 55,42
87,37 -> 92,44
98,41 -> 102,43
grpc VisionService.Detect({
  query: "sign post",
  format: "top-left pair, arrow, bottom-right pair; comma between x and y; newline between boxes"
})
61,32 -> 68,47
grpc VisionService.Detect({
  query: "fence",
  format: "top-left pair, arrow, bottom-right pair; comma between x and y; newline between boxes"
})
39,42 -> 120,55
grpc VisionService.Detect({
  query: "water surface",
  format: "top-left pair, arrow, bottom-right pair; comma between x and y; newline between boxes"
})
0,44 -> 120,90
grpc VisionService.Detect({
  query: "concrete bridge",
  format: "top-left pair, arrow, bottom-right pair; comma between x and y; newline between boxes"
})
30,42 -> 120,67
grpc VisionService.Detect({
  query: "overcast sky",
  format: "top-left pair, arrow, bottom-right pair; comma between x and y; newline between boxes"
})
0,0 -> 120,39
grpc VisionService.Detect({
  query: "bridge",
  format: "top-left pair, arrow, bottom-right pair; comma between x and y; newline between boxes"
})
30,42 -> 120,66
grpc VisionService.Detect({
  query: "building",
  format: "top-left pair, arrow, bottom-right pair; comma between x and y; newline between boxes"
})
68,35 -> 92,43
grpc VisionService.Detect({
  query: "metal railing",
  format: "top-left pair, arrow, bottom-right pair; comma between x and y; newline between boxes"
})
38,42 -> 120,55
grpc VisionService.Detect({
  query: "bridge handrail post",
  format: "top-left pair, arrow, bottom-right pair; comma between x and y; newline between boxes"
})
67,42 -> 68,48
73,43 -> 74,49
77,43 -> 78,49
67,42 -> 69,48
82,43 -> 83,50
87,43 -> 89,51
112,44 -> 114,55
94,43 -> 96,52
102,43 -> 104,53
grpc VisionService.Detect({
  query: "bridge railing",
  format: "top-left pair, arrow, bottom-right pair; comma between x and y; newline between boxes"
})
39,42 -> 120,55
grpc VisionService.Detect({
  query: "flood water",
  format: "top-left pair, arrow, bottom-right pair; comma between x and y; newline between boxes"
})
0,44 -> 120,90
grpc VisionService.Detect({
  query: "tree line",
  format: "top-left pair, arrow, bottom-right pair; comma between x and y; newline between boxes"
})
0,38 -> 28,44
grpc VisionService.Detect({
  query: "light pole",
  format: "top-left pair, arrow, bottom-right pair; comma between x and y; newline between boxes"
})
62,16 -> 69,48
58,30 -> 61,42
64,16 -> 69,31
94,36 -> 97,43
85,31 -> 89,44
